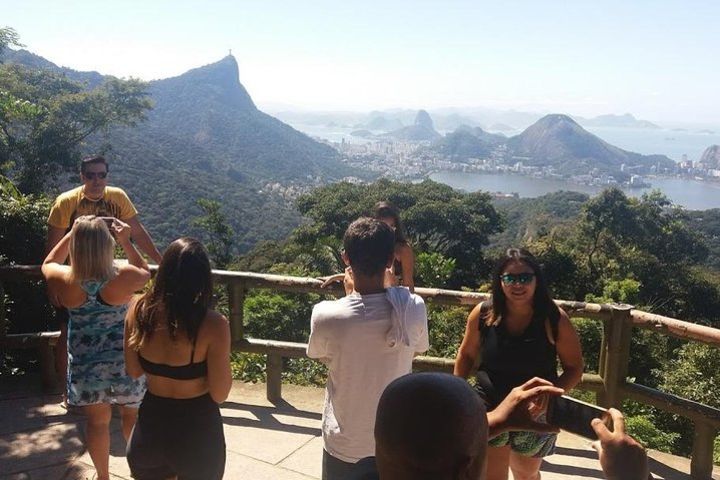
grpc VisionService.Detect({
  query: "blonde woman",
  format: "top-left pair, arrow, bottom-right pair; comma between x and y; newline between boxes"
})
42,215 -> 150,480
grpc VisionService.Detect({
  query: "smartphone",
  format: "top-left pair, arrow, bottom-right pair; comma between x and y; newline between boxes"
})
98,216 -> 115,228
546,395 -> 612,440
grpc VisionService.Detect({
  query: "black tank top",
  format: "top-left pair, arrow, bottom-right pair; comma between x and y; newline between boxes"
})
138,337 -> 208,380
475,304 -> 558,407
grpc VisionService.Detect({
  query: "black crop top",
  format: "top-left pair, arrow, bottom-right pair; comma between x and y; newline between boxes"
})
475,303 -> 558,407
138,339 -> 208,380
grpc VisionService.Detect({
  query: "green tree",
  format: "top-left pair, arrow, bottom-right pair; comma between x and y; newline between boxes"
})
415,252 -> 455,288
0,28 -> 152,193
192,198 -> 236,269
295,179 -> 503,287
0,27 -> 23,56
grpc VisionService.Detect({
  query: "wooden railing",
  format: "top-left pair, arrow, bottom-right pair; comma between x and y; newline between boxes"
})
1,265 -> 719,479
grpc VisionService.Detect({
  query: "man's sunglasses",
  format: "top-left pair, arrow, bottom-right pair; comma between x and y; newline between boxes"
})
500,273 -> 535,285
83,172 -> 108,180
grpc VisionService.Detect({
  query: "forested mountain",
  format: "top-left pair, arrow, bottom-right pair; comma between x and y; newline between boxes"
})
431,125 -> 505,158
506,114 -> 675,175
2,50 -> 363,251
489,191 -> 589,250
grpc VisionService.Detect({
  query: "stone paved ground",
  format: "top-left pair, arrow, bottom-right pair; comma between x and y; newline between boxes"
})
1,376 -> 717,479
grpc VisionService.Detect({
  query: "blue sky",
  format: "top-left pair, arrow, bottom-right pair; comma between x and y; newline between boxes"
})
4,0 -> 719,124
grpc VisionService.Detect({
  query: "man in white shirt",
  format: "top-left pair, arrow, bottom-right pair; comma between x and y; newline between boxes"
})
307,217 -> 429,480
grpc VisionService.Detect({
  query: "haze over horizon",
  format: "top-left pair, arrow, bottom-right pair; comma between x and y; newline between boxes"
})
4,0 -> 719,126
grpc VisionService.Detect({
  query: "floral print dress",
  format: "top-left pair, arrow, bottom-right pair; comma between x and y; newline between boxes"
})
66,281 -> 145,407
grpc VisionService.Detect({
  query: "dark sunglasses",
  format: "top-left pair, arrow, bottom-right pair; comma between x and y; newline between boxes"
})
83,171 -> 107,180
500,272 -> 535,285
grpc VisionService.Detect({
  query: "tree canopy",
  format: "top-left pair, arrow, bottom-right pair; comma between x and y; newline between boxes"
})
294,179 -> 504,287
0,28 -> 152,193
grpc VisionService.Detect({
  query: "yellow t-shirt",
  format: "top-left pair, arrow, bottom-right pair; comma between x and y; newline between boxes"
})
47,186 -> 138,230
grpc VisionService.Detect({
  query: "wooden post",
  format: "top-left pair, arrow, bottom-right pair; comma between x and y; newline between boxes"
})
691,422 -> 716,479
266,353 -> 283,403
227,282 -> 246,343
597,304 -> 633,408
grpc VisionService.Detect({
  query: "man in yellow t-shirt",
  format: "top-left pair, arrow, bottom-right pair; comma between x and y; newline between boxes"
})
46,155 -> 162,404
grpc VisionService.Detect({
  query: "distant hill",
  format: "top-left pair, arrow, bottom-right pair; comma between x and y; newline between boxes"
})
363,114 -> 403,131
3,50 -> 361,251
383,110 -> 441,141
431,126 -> 505,159
699,145 -> 720,168
506,114 -> 675,175
576,113 -> 660,129
489,123 -> 516,132
489,190 -> 590,250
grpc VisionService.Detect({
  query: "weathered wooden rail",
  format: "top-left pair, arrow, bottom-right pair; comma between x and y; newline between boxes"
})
1,265 -> 719,478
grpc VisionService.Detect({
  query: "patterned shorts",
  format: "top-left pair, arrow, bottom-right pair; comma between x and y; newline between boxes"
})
489,429 -> 557,457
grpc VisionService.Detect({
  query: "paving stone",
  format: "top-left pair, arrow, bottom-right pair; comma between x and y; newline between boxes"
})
222,402 -> 320,465
223,450 -> 316,480
0,423 -> 84,475
277,435 -> 324,478
2,381 -> 718,479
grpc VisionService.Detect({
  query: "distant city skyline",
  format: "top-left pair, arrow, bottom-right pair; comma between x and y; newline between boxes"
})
4,0 -> 719,125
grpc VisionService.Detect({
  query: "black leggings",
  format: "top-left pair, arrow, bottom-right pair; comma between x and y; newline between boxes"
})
127,391 -> 225,480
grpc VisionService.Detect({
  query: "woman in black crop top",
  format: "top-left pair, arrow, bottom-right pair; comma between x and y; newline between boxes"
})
454,248 -> 583,480
124,238 -> 231,480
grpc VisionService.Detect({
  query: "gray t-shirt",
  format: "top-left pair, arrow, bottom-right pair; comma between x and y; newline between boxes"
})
307,288 -> 429,462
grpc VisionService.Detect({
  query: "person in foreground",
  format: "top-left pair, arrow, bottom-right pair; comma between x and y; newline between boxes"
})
454,248 -> 584,480
372,373 -> 651,480
46,155 -> 162,408
42,216 -> 150,480
307,217 -> 429,480
124,238 -> 231,480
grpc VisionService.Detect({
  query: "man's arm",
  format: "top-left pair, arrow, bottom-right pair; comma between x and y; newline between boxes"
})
46,226 -> 66,256
125,216 -> 162,263
307,307 -> 331,364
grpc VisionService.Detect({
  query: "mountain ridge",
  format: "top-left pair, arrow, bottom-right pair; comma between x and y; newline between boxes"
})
3,49 -> 360,250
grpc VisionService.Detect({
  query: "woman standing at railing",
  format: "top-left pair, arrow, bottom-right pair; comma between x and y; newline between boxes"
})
124,237 -> 231,480
42,216 -> 150,480
321,201 -> 416,292
454,248 -> 584,480
373,201 -> 415,292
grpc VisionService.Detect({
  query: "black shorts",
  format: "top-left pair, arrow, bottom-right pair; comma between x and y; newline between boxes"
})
127,392 -> 225,480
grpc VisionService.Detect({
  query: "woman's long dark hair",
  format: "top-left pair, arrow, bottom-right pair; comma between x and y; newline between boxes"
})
485,248 -> 560,328
373,201 -> 409,245
129,237 -> 213,349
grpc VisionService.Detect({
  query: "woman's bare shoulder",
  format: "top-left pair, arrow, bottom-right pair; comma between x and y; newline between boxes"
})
201,310 -> 230,336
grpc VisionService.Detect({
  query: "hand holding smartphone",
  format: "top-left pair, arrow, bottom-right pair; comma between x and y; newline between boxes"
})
98,216 -> 116,229
546,395 -> 613,440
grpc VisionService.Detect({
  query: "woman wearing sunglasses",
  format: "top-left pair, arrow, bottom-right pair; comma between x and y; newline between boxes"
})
454,248 -> 583,480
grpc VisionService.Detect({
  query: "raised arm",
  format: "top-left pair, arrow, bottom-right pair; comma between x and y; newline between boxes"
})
453,303 -> 483,378
205,312 -> 232,403
42,231 -> 73,305
126,216 -> 162,264
554,310 -> 584,393
398,243 -> 415,292
113,219 -> 149,272
45,226 -> 67,256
